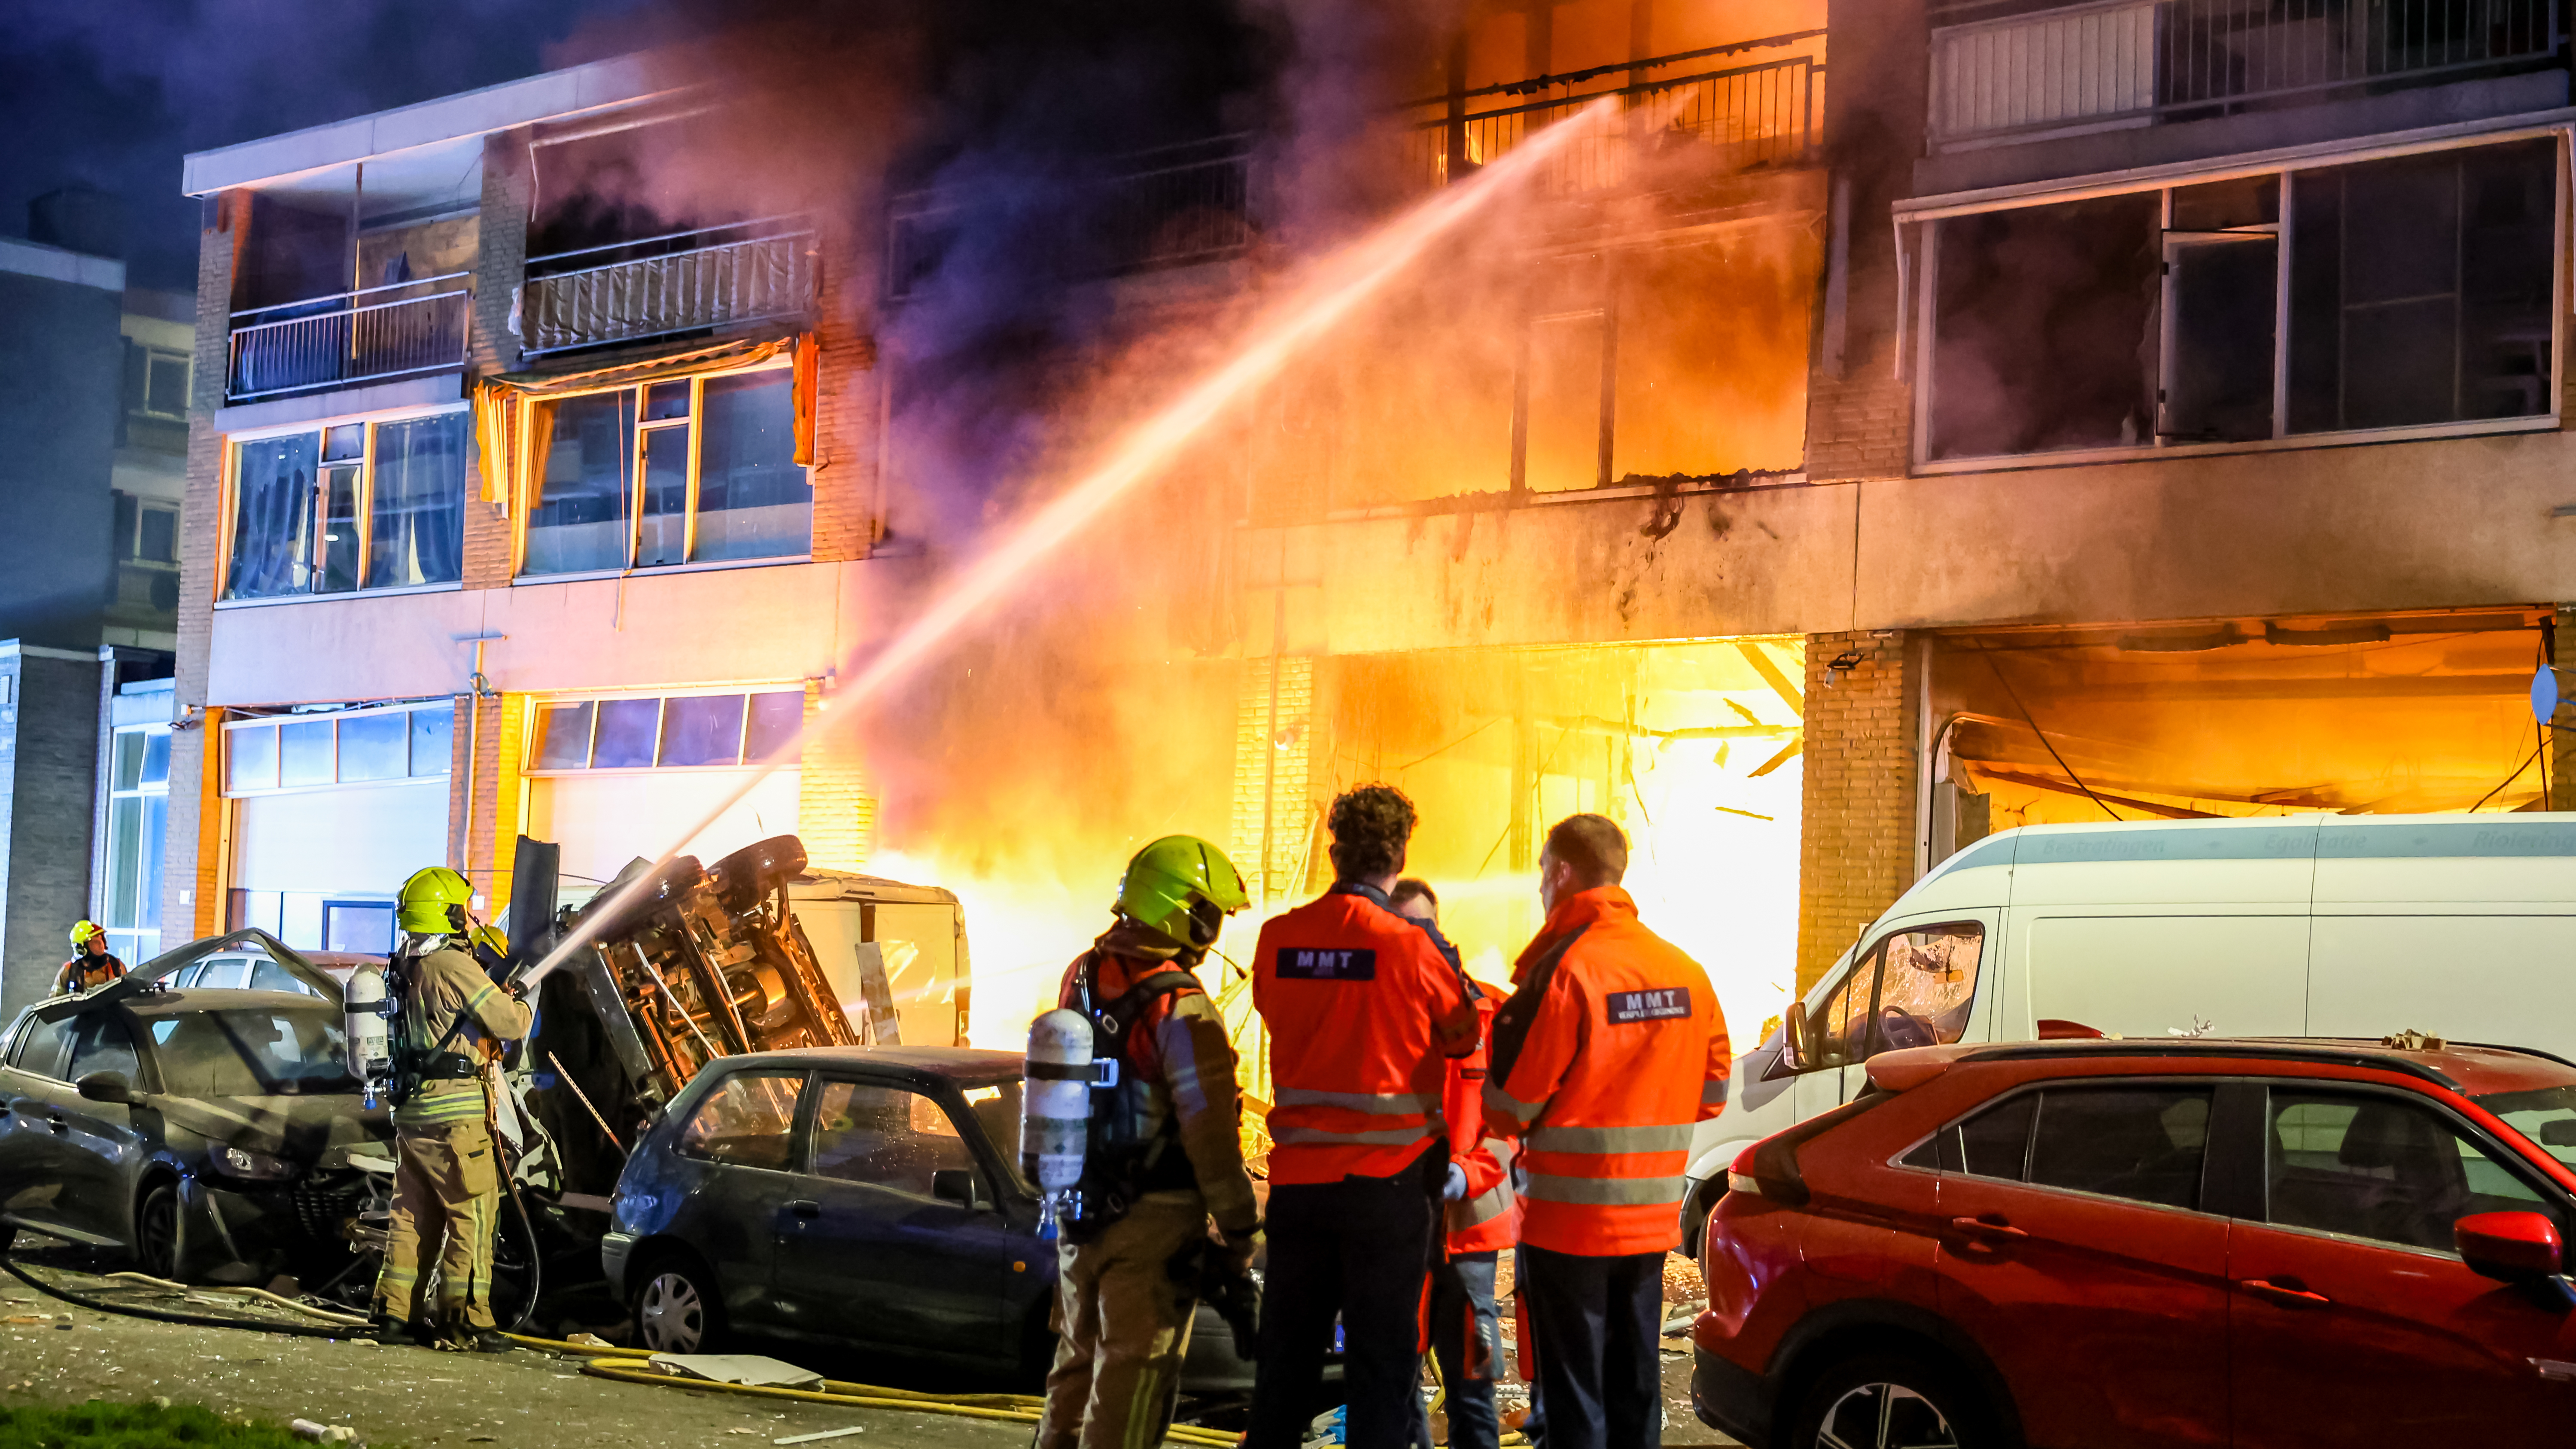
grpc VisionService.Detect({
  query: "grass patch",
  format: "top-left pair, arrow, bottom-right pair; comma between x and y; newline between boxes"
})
0,1400 -> 375,1448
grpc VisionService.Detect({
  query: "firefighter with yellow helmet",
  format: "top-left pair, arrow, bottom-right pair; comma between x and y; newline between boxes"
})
55,921 -> 125,995
369,866 -> 529,1350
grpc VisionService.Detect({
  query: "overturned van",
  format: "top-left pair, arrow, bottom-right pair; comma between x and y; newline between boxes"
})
1680,812 -> 2576,1255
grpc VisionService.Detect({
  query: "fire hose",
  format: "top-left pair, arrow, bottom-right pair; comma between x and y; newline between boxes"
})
500,1332 -> 1249,1445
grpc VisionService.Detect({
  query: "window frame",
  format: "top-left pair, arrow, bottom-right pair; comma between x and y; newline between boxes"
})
215,402 -> 472,609
520,685 -> 808,776
798,1072 -> 1001,1204
511,357 -> 809,581
1892,1074 -> 2229,1220
2251,1078 -> 2576,1260
1789,917 -> 1988,1075
675,1066 -> 811,1176
138,348 -> 191,422
1904,125 -> 2568,474
219,700 -> 454,798
101,721 -> 173,965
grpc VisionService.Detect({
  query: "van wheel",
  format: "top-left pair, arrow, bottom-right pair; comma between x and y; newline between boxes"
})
133,1184 -> 180,1281
632,1254 -> 723,1354
1786,1353 -> 1988,1449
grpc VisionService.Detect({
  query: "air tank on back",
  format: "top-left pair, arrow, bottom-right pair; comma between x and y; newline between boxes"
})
1022,1008 -> 1094,1236
344,960 -> 395,1108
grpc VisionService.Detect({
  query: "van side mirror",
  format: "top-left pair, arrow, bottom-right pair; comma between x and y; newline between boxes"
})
1781,1002 -> 1809,1072
2456,1211 -> 2563,1283
931,1169 -> 986,1211
76,1072 -> 142,1106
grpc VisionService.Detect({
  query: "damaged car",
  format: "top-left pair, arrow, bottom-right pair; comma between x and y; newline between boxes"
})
0,930 -> 398,1297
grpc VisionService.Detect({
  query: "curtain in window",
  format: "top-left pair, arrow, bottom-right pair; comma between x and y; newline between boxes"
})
368,413 -> 468,588
228,435 -> 319,599
695,371 -> 811,561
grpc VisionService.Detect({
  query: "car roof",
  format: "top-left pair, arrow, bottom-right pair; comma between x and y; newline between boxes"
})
711,1044 -> 1022,1084
1873,1037 -> 2576,1098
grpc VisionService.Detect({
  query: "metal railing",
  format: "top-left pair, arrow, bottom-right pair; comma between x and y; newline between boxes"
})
887,138 -> 1254,299
1932,0 -> 2563,146
522,219 -> 816,355
225,274 -> 470,402
1400,35 -> 1827,193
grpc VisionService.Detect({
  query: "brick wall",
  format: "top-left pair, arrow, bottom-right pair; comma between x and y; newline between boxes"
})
1796,630 -> 1919,992
1805,344 -> 1913,483
1806,0 -> 1927,485
0,653 -> 104,1014
795,679 -> 874,870
450,692 -> 525,912
463,139 -> 529,591
1230,655 -> 1315,909
2553,608 -> 2576,810
163,198 -> 240,943
809,217 -> 880,563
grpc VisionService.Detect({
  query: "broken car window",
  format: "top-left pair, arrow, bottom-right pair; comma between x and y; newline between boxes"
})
677,1070 -> 803,1172
805,1080 -> 978,1198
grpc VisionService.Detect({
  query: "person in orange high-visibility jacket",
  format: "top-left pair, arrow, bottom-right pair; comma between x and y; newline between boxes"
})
1390,879 -> 1512,1449
1248,788 -> 1478,1449
1484,815 -> 1729,1449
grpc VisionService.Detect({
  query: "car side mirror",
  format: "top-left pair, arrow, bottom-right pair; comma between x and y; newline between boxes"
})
76,1072 -> 142,1106
931,1169 -> 986,1211
1781,1002 -> 1809,1072
2456,1210 -> 2563,1283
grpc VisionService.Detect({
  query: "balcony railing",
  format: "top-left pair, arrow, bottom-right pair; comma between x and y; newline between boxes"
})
522,219 -> 817,356
1401,34 -> 1827,193
887,137 -> 1254,299
225,274 -> 470,402
1931,0 -> 2563,147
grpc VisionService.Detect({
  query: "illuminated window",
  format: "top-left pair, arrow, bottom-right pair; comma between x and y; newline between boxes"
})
102,724 -> 171,965
223,703 -> 453,795
523,689 -> 807,773
225,411 -> 468,600
520,367 -> 809,577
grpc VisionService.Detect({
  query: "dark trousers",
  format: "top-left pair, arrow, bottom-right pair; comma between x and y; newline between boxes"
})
1517,1245 -> 1665,1449
1408,1251 -> 1500,1449
1245,1151 -> 1440,1449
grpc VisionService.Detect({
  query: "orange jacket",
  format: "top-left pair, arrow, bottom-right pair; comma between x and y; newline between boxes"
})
1253,884 -> 1476,1185
1442,995 -> 1517,1254
1483,886 -> 1729,1256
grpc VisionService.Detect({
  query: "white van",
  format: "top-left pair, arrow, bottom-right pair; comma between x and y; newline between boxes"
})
1679,812 -> 2576,1252
788,870 -> 974,1047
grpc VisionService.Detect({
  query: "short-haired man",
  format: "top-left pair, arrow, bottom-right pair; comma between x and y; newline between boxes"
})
1249,786 -> 1479,1449
1484,815 -> 1729,1449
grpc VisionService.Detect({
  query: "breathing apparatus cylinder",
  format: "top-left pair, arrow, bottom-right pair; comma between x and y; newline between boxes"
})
344,960 -> 396,1109
1022,1008 -> 1094,1237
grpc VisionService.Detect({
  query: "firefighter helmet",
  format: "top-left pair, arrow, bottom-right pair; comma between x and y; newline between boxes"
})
68,920 -> 105,948
397,866 -> 474,936
1114,836 -> 1249,950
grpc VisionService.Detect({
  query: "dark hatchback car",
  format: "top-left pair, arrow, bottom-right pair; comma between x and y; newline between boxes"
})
604,1047 -> 1255,1390
0,933 -> 393,1294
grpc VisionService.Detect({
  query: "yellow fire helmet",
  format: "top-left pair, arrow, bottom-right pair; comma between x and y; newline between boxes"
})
68,920 -> 105,948
397,866 -> 474,936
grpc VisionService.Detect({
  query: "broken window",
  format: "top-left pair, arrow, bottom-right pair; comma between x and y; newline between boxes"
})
2161,175 -> 2278,444
521,367 -> 809,576
223,412 -> 466,602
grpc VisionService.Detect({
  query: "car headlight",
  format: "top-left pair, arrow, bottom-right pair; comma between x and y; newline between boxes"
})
216,1145 -> 298,1181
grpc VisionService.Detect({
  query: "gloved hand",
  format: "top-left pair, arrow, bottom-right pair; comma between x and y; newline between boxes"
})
1443,1163 -> 1469,1202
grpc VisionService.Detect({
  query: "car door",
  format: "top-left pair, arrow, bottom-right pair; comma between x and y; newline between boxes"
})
2227,1082 -> 2576,1446
770,1076 -> 1021,1360
659,1067 -> 808,1334
55,1013 -> 149,1240
0,1013 -> 79,1235
1927,1080 -> 2230,1449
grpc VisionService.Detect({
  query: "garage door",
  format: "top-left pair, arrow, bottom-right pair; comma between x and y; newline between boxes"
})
232,780 -> 447,953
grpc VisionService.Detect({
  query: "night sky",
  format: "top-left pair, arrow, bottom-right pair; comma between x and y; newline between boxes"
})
0,0 -> 677,292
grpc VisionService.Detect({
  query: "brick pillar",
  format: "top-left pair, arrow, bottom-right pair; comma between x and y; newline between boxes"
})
1231,655 -> 1316,911
2552,609 -> 2576,811
164,196 -> 240,942
1796,631 -> 1920,992
809,216 -> 881,564
472,136 -> 527,379
1806,0 -> 1927,485
450,692 -> 524,912
796,679 -> 874,871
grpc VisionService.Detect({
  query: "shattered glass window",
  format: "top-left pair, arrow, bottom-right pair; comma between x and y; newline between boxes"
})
227,434 -> 319,600
678,1070 -> 803,1171
805,1080 -> 977,1197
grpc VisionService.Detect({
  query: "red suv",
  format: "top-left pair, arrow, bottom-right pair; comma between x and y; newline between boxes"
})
1691,1038 -> 2576,1448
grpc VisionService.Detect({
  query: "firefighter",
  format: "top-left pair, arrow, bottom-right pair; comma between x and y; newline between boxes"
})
370,866 -> 531,1352
54,922 -> 125,995
1247,785 -> 1478,1449
1483,815 -> 1729,1449
1038,835 -> 1262,1449
1390,880 -> 1514,1449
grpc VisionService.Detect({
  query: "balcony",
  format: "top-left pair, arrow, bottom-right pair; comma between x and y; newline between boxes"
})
225,275 -> 470,402
887,137 -> 1254,300
1401,33 -> 1827,195
1931,0 -> 2562,149
521,218 -> 818,356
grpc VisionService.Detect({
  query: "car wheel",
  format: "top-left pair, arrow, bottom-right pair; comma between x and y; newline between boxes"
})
632,1255 -> 723,1354
1787,1353 -> 1987,1449
133,1183 -> 179,1281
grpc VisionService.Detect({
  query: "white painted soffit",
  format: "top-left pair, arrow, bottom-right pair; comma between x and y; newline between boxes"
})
1897,106 -> 2576,220
181,51 -> 698,198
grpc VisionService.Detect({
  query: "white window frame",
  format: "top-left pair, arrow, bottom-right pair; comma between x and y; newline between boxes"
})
101,721 -> 173,965
219,700 -> 454,798
520,684 -> 809,776
215,401 -> 472,609
1903,123 -> 2569,474
511,356 -> 808,581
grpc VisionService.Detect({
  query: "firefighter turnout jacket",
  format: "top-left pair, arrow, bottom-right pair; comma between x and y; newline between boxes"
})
54,953 -> 126,995
392,942 -> 532,1130
1443,994 -> 1518,1254
1484,886 -> 1729,1256
1253,882 -> 1479,1185
1054,934 -> 1260,1235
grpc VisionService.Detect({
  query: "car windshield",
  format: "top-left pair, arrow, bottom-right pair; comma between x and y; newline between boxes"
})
2474,1085 -> 2576,1172
147,1009 -> 356,1096
961,1080 -> 1029,1192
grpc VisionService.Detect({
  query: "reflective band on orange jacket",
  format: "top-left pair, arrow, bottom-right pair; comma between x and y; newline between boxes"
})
1253,884 -> 1476,1185
1442,995 -> 1518,1254
1483,886 -> 1729,1256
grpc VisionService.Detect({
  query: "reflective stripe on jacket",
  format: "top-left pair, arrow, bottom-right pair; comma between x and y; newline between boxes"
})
1442,995 -> 1517,1253
1253,886 -> 1475,1185
1483,886 -> 1729,1256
